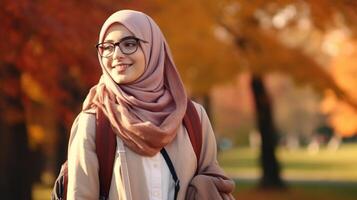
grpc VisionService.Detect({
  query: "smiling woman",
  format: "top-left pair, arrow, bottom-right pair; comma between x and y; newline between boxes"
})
53,9 -> 235,200
97,24 -> 147,84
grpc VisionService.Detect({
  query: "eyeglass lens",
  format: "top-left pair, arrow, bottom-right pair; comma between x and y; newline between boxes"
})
97,37 -> 139,57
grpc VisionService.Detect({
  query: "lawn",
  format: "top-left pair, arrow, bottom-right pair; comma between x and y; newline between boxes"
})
233,180 -> 357,200
219,143 -> 357,200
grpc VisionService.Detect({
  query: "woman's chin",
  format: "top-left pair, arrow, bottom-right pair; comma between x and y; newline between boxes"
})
112,73 -> 134,84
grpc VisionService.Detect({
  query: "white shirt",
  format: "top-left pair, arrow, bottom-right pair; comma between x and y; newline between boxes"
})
142,153 -> 175,200
117,141 -> 175,200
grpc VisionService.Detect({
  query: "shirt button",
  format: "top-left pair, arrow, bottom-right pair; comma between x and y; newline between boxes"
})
153,191 -> 161,197
153,163 -> 158,168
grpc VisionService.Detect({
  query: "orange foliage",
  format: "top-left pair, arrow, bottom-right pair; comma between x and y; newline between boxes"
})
150,0 -> 239,95
321,40 -> 357,136
204,0 -> 357,137
0,0 -> 151,127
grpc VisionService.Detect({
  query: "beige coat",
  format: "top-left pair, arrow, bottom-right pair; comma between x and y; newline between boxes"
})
67,102 -> 234,200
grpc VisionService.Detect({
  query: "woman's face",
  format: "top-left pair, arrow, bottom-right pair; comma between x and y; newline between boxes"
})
101,23 -> 146,84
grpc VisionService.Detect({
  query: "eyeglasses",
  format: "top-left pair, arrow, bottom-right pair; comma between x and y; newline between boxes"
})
95,36 -> 147,57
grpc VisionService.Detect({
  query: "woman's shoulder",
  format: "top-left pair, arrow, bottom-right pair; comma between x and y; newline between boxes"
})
70,110 -> 97,138
67,110 -> 97,149
189,100 -> 214,139
80,109 -> 96,118
77,110 -> 97,130
190,100 -> 208,122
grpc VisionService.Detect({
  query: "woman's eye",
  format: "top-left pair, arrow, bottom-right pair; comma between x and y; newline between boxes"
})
102,45 -> 113,50
125,42 -> 136,47
123,40 -> 138,47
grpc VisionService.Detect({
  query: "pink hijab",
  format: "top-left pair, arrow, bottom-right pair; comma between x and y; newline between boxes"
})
82,10 -> 187,156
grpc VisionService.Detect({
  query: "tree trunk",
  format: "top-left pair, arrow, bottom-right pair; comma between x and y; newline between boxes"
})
250,73 -> 285,188
54,71 -> 84,175
0,64 -> 34,199
55,122 -> 69,174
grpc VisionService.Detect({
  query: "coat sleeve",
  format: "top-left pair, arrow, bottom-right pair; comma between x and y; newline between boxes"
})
185,103 -> 235,200
67,112 -> 100,200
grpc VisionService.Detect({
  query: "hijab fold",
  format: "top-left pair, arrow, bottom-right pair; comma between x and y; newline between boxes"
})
82,10 -> 187,156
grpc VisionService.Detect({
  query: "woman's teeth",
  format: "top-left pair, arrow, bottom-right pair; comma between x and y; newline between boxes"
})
115,64 -> 132,72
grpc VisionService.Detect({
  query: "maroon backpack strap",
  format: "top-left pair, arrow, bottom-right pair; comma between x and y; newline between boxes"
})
183,100 -> 202,175
96,108 -> 117,200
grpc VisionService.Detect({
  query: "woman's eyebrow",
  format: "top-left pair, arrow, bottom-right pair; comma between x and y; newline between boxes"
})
104,39 -> 115,43
104,36 -> 135,43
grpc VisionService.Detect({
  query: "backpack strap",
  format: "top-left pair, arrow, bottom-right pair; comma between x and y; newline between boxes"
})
96,108 -> 117,200
183,100 -> 202,174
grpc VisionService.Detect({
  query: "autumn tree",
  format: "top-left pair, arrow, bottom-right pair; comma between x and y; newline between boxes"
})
321,39 -> 357,137
0,0 -> 150,198
135,0 -> 357,188
145,0 -> 240,116
0,64 -> 33,199
200,0 -> 357,188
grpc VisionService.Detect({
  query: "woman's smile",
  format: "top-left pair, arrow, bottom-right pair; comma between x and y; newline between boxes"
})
112,63 -> 133,73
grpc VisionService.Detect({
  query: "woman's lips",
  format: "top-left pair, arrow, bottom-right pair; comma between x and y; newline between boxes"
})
114,64 -> 132,73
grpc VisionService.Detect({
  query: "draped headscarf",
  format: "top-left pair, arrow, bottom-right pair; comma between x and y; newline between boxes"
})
82,10 -> 187,156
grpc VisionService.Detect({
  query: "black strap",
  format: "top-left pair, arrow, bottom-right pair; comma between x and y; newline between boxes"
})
160,148 -> 180,200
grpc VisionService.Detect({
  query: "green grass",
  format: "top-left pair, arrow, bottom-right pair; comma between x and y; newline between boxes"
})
219,143 -> 357,181
233,180 -> 357,200
219,143 -> 357,199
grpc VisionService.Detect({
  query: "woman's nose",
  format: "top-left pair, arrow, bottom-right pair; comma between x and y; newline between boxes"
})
113,45 -> 125,58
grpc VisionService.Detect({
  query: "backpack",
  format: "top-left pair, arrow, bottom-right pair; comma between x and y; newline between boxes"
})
51,100 -> 202,200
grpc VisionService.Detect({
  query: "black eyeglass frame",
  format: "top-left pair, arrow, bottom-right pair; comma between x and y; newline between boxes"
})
95,36 -> 148,57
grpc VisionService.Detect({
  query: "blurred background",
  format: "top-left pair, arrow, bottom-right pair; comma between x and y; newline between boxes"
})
1,0 -> 357,199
